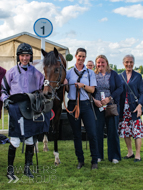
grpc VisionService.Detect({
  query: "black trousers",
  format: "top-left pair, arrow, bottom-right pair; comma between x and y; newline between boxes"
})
67,100 -> 98,164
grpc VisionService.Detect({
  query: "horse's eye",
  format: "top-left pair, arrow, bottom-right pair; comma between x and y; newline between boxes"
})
54,68 -> 59,73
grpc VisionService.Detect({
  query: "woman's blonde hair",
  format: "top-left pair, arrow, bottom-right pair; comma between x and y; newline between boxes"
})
94,55 -> 111,74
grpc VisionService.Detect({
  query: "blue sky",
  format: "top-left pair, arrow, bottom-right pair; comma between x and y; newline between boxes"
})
0,0 -> 143,68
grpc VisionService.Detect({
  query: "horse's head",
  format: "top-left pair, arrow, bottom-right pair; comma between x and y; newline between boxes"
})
42,47 -> 66,100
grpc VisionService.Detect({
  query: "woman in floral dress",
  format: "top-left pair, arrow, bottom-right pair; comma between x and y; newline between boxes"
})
118,54 -> 143,162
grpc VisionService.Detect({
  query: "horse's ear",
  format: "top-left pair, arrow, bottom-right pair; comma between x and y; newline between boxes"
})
41,49 -> 48,57
54,47 -> 59,58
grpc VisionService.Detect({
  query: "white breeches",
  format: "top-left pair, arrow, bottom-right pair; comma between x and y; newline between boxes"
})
10,137 -> 34,148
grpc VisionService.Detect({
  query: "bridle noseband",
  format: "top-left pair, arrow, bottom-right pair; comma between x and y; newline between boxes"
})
44,80 -> 49,86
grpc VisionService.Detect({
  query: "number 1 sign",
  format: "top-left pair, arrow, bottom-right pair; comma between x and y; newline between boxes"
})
33,18 -> 53,38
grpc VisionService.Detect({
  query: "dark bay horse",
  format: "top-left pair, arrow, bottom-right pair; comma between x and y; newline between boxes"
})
33,47 -> 66,165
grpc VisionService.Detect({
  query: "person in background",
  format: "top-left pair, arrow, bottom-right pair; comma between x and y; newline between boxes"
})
86,60 -> 94,70
93,55 -> 122,164
1,43 -> 46,180
0,67 -> 6,119
118,54 -> 143,162
64,48 -> 98,170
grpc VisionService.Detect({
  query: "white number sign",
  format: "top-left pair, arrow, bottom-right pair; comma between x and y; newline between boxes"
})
33,18 -> 53,38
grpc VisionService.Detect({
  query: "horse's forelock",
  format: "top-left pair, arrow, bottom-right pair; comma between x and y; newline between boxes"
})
43,51 -> 66,70
43,51 -> 57,66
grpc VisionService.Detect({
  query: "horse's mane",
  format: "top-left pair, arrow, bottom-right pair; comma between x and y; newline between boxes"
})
59,53 -> 66,69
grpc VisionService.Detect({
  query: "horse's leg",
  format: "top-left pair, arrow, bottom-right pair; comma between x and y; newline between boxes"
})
53,100 -> 62,165
43,133 -> 49,152
53,130 -> 61,165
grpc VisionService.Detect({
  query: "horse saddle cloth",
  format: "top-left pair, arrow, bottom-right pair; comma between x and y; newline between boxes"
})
8,92 -> 53,120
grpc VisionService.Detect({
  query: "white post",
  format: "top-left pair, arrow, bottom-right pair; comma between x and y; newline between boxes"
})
2,106 -> 4,130
41,38 -> 45,60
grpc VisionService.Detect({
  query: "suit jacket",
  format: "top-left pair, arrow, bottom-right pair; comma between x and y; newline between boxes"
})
109,70 -> 123,105
119,70 -> 143,121
0,67 -> 6,118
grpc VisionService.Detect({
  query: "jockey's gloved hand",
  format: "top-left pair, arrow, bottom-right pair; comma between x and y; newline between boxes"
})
4,99 -> 14,110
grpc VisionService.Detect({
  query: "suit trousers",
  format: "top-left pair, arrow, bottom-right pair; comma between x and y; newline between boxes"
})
94,106 -> 121,161
67,100 -> 98,164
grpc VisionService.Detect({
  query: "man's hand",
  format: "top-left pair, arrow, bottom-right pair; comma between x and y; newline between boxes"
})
75,82 -> 84,89
4,99 -> 13,110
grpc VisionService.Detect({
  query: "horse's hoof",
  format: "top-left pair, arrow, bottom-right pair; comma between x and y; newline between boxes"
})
55,159 -> 61,165
43,148 -> 49,152
54,161 -> 61,166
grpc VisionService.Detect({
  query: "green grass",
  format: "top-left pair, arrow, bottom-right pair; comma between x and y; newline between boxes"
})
0,139 -> 143,190
1,111 -> 143,190
0,109 -> 9,130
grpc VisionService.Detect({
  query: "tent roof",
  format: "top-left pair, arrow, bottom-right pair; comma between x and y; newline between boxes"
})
0,31 -> 69,55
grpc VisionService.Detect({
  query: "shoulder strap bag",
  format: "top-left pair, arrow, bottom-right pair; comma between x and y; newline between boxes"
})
121,73 -> 138,102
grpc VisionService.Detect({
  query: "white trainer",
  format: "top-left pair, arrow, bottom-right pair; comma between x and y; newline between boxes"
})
112,159 -> 119,164
97,158 -> 102,162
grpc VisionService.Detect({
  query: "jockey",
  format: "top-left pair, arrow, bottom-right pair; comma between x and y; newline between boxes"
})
1,43 -> 45,180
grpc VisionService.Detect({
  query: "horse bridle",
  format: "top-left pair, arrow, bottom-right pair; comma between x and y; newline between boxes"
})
44,56 -> 66,100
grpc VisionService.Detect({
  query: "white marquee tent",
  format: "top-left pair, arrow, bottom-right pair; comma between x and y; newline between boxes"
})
0,31 -> 69,71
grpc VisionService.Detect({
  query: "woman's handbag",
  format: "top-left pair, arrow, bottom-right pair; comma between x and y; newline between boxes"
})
105,100 -> 119,117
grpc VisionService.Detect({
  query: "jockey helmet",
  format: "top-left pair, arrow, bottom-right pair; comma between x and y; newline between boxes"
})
16,43 -> 33,73
17,43 -> 33,62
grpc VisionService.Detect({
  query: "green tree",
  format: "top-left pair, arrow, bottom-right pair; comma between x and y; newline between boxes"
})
68,66 -> 74,70
117,68 -> 125,74
109,64 -> 113,69
134,66 -> 139,70
139,66 -> 143,74
113,65 -> 117,72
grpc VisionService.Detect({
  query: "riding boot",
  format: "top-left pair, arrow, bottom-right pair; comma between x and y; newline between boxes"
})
25,144 -> 34,166
7,144 -> 16,180
24,145 -> 34,178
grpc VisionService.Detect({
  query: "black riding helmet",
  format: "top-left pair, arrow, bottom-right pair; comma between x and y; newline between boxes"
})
16,43 -> 33,73
17,43 -> 33,62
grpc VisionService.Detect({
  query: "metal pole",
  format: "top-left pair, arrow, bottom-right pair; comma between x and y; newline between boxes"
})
2,106 -> 4,130
41,38 -> 45,60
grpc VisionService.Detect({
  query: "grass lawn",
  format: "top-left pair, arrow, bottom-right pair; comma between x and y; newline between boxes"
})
0,138 -> 143,190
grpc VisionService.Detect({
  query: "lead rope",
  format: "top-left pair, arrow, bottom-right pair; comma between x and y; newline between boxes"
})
63,68 -> 85,119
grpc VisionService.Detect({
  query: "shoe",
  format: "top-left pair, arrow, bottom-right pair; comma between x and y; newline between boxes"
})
123,154 -> 135,159
7,166 -> 16,180
24,166 -> 34,178
112,159 -> 119,164
91,164 -> 98,170
134,158 -> 141,162
77,162 -> 84,169
97,158 -> 102,163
